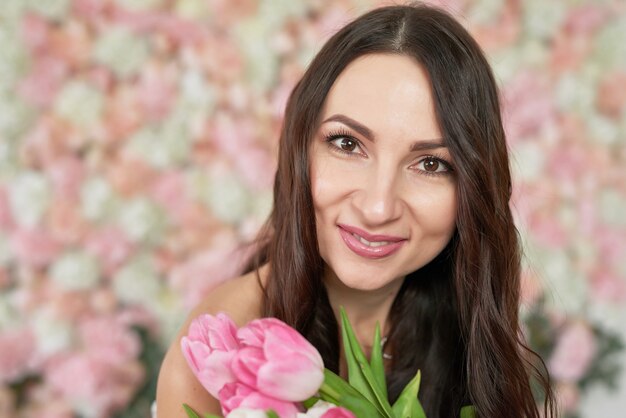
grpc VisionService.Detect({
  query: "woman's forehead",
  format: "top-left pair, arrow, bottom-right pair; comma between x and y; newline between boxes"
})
321,53 -> 442,142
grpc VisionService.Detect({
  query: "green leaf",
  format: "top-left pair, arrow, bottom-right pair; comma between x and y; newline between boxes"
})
303,396 -> 321,409
340,307 -> 394,418
391,370 -> 426,418
182,404 -> 201,418
266,410 -> 280,418
370,323 -> 388,399
320,368 -> 381,416
459,405 -> 477,418
320,369 -> 371,402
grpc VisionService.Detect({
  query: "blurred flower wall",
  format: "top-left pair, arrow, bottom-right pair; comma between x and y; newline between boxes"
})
0,0 -> 624,417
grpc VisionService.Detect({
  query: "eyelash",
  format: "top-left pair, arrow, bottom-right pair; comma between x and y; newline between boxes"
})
324,129 -> 363,156
323,130 -> 454,177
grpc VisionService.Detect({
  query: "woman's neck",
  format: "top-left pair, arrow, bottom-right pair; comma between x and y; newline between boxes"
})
323,270 -> 405,349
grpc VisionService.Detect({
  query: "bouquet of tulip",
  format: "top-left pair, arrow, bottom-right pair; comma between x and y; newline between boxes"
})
181,308 -> 476,418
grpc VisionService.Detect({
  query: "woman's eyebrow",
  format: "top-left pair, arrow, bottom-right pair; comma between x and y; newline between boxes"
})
322,114 -> 374,140
409,141 -> 447,152
322,113 -> 447,151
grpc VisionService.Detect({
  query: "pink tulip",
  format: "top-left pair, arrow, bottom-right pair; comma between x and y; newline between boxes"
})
182,314 -> 325,417
181,314 -> 241,397
234,318 -> 324,402
321,406 -> 357,418
219,382 -> 300,418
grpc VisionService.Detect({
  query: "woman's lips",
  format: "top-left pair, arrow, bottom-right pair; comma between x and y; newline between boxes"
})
337,224 -> 406,259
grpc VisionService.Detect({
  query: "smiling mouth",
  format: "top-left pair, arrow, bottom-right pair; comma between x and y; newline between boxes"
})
349,233 -> 392,247
337,224 -> 406,259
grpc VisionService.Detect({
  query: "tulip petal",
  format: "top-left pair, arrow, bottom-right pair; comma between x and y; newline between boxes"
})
181,338 -> 213,374
231,346 -> 266,388
239,392 -> 300,418
256,351 -> 325,401
263,323 -> 323,369
194,350 -> 238,398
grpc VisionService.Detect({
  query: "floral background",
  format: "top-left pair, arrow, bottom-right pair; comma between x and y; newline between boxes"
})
0,0 -> 624,417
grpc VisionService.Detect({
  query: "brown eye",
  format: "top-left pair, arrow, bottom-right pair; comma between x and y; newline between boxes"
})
339,137 -> 358,152
423,157 -> 440,172
414,156 -> 452,175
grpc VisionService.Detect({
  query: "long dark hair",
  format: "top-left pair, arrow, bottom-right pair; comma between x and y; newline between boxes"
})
245,3 -> 556,417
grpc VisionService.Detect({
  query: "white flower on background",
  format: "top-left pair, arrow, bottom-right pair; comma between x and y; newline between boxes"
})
112,254 -> 161,307
80,176 -> 118,222
24,0 -> 70,20
116,197 -> 167,244
587,113 -> 619,145
206,173 -> 250,224
226,408 -> 269,418
50,250 -> 101,291
174,0 -> 210,20
0,232 -> 11,266
536,248 -> 588,315
8,171 -> 51,228
32,307 -> 74,357
233,19 -> 279,91
120,0 -> 165,12
180,69 -> 216,112
510,142 -> 546,182
124,121 -> 191,169
54,81 -> 104,128
521,0 -> 565,41
593,17 -> 626,70
555,72 -> 595,116
598,189 -> 626,227
467,0 -> 504,25
0,293 -> 20,331
93,27 -> 149,78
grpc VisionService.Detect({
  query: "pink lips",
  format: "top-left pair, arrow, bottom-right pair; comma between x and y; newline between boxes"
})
337,224 -> 406,259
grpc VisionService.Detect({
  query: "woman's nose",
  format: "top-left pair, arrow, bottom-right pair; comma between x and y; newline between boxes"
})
352,170 -> 402,226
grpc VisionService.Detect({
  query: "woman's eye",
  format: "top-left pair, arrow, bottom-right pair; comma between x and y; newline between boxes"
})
329,136 -> 361,153
415,156 -> 451,174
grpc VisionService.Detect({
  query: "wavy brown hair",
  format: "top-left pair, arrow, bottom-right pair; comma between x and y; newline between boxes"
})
245,3 -> 556,417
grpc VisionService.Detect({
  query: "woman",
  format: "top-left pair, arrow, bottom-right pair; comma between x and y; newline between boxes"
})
157,3 -> 556,417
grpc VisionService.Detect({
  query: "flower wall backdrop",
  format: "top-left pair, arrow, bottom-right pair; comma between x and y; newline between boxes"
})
0,0 -> 624,417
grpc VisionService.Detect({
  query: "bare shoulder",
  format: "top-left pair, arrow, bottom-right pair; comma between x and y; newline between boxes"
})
192,264 -> 267,326
156,265 -> 268,417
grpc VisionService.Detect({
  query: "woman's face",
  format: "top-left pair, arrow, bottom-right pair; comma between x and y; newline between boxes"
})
310,53 -> 457,291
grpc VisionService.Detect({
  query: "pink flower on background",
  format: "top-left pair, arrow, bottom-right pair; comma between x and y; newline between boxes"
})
10,227 -> 62,268
502,70 -> 556,144
46,157 -> 85,200
549,321 -> 597,382
597,71 -> 626,119
85,226 -> 135,278
18,55 -> 68,108
235,318 -> 324,402
219,382 -> 299,418
79,316 -> 141,363
0,327 -> 35,383
0,187 -> 14,231
233,147 -> 276,191
46,354 -> 144,416
590,268 -> 626,303
136,63 -> 176,120
564,4 -> 609,35
149,170 -> 191,225
181,313 -> 241,397
169,246 -> 245,308
20,13 -> 50,52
